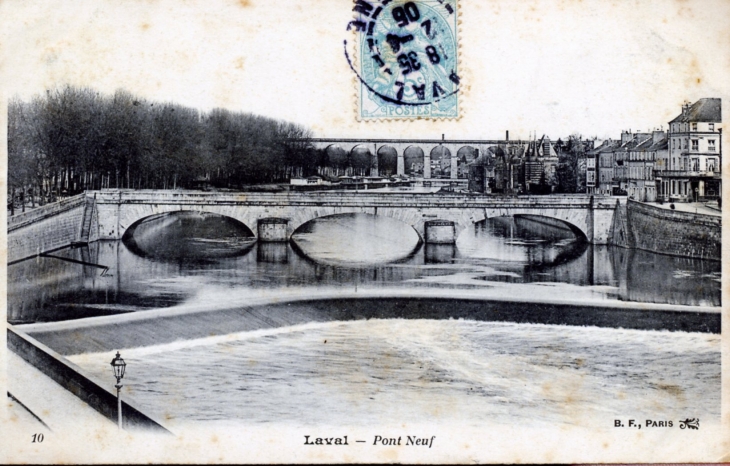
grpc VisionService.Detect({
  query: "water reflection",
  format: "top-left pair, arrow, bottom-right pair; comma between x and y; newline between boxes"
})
291,213 -> 422,266
123,211 -> 256,262
7,215 -> 721,324
257,242 -> 289,264
424,244 -> 456,263
457,216 -> 586,266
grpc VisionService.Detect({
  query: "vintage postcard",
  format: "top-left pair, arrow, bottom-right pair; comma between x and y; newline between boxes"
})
1,0 -> 728,463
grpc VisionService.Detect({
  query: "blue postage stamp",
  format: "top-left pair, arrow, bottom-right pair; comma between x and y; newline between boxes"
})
346,0 -> 460,120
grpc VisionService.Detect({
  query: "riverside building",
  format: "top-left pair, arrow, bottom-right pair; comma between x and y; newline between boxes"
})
657,98 -> 722,202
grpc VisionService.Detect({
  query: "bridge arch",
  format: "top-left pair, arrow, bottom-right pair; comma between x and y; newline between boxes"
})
93,192 -> 613,246
120,209 -> 257,259
350,144 -> 373,176
456,146 -> 478,179
323,144 -> 349,176
291,212 -> 424,244
114,204 -> 258,243
377,146 -> 398,177
430,146 -> 452,178
484,207 -> 592,242
121,209 -> 256,240
403,146 -> 425,177
512,214 -> 588,241
287,206 -> 487,244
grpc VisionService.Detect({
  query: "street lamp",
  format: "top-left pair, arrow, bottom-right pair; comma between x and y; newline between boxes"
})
110,351 -> 126,429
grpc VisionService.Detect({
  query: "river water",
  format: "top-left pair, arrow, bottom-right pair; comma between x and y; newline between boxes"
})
9,212 -> 721,429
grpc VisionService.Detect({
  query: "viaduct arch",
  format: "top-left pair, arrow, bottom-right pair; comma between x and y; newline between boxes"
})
307,138 -> 529,179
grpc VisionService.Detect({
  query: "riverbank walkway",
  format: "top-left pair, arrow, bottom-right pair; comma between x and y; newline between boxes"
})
640,201 -> 721,217
7,351 -> 112,431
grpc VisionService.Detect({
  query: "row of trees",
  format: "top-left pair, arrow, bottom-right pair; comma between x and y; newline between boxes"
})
8,85 -> 319,207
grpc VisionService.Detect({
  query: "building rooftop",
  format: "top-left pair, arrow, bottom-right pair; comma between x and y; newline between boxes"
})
669,98 -> 721,124
635,138 -> 655,150
587,140 -> 620,156
646,137 -> 668,152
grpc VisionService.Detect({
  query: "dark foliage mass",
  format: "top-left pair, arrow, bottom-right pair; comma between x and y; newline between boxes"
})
8,85 -> 318,206
555,135 -> 587,193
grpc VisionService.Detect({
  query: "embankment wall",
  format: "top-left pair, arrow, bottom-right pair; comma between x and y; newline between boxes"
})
625,200 -> 721,260
7,326 -> 171,433
7,195 -> 86,263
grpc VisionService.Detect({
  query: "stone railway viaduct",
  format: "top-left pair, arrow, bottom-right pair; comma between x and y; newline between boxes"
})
7,190 -> 623,263
307,138 -> 527,177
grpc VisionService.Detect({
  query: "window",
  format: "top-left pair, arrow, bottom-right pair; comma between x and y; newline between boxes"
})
708,139 -> 716,151
691,158 -> 699,171
707,158 -> 716,172
692,122 -> 697,131
709,123 -> 714,131
691,139 -> 698,151
684,139 -> 688,149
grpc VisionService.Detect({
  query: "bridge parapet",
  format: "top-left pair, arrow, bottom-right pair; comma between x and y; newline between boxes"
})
88,190 -> 620,245
89,190 -> 620,209
6,191 -> 622,262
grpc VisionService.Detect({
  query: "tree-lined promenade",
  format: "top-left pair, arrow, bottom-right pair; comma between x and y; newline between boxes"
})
8,85 -> 594,212
8,86 -> 319,208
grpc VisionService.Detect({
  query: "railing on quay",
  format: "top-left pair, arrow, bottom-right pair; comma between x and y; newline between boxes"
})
655,170 -> 721,178
7,194 -> 87,232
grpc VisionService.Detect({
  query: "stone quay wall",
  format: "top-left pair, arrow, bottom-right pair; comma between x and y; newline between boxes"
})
625,200 -> 721,260
7,326 -> 171,433
7,195 -> 87,263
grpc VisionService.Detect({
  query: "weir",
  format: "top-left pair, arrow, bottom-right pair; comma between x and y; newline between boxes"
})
7,325 -> 172,433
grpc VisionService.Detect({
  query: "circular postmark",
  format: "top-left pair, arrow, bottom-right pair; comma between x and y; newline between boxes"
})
345,0 -> 460,118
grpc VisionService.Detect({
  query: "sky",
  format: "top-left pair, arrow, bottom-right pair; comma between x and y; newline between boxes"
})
1,0 -> 729,140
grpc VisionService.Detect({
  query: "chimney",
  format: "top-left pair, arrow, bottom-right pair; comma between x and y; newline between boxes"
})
653,130 -> 665,144
506,130 -> 509,141
621,130 -> 633,144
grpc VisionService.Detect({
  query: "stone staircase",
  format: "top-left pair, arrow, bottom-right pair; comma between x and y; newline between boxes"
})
78,196 -> 96,243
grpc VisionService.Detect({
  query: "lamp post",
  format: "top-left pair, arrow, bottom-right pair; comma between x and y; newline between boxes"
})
110,351 -> 126,429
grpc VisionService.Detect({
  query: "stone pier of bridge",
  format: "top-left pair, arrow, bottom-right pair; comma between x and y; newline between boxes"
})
85,191 -> 618,247
10,190 -> 722,263
6,190 -> 622,262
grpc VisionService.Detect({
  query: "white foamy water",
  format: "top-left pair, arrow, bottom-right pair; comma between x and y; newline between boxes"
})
15,213 -> 721,438
70,319 -> 720,429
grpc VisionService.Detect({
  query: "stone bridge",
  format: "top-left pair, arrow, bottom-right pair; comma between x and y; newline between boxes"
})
97,190 -> 619,242
7,190 -> 623,262
308,137 -> 528,178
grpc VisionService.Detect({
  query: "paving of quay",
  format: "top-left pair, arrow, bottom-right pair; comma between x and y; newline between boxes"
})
7,351 -> 112,431
644,200 -> 722,217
